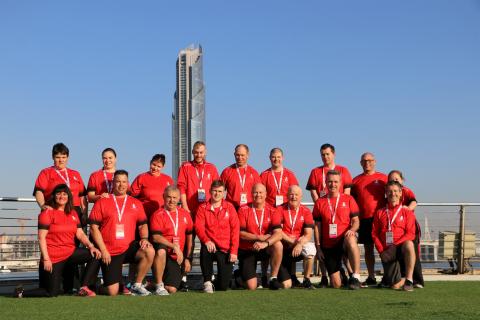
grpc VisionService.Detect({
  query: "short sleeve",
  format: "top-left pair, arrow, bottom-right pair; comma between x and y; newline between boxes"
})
33,169 -> 49,195
306,169 -> 317,191
38,210 -> 52,229
149,212 -> 163,235
88,201 -> 103,225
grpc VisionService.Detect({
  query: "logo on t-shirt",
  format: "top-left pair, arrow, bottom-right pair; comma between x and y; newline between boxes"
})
132,203 -> 137,210
400,215 -> 404,221
374,180 -> 379,184
184,217 -> 188,224
73,176 -> 78,181
225,211 -> 229,218
342,202 -> 346,207
72,215 -> 76,221
207,173 -> 211,180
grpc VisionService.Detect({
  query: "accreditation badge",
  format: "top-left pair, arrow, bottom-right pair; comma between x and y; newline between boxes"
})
240,193 -> 248,205
329,224 -> 338,238
275,195 -> 284,207
386,231 -> 394,245
319,190 -> 327,197
115,224 -> 125,240
197,188 -> 206,202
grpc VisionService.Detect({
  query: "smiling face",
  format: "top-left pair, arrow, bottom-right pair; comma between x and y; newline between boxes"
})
234,146 -> 249,167
386,184 -> 402,206
192,144 -> 206,164
53,153 -> 69,170
360,153 -> 376,174
326,173 -> 340,196
113,173 -> 129,196
270,150 -> 283,170
252,183 -> 266,207
102,151 -> 117,171
150,160 -> 164,176
164,188 -> 180,211
54,191 -> 69,209
287,185 -> 302,209
210,185 -> 225,204
321,147 -> 335,168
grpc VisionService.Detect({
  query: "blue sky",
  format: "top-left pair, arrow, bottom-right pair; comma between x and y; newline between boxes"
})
0,0 -> 479,202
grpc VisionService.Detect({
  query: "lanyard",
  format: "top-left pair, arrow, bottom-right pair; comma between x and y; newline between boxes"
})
195,164 -> 205,188
236,165 -> 248,190
103,170 -> 113,193
386,205 -> 402,231
252,206 -> 265,233
165,208 -> 179,236
271,169 -> 284,194
55,168 -> 70,187
113,195 -> 128,223
288,205 -> 300,233
327,195 -> 340,224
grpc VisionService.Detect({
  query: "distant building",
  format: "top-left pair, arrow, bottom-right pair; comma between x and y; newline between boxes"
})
172,44 -> 206,180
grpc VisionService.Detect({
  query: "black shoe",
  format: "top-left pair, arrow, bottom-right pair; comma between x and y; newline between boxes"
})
361,277 -> 377,288
319,275 -> 329,288
302,278 -> 315,290
14,285 -> 23,298
179,280 -> 189,292
340,268 -> 349,288
269,278 -> 282,290
291,275 -> 302,288
261,275 -> 269,288
348,277 -> 361,290
403,279 -> 414,292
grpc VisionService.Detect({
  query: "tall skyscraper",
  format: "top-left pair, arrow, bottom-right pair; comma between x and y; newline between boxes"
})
172,45 -> 205,179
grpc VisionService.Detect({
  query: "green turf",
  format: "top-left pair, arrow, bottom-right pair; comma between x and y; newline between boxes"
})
1,282 -> 479,320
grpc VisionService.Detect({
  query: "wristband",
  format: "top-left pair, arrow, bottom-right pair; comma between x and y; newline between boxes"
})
265,240 -> 270,247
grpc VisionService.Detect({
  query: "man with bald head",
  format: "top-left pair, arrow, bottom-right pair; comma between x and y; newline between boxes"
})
237,183 -> 288,290
351,152 -> 387,287
220,144 -> 261,210
277,185 -> 316,289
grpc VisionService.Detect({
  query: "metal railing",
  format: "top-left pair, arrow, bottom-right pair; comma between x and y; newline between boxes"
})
1,197 -> 479,274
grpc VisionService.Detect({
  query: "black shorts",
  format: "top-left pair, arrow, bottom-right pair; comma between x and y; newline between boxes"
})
278,246 -> 304,281
358,218 -> 373,245
382,246 -> 406,286
164,256 -> 182,289
322,241 -> 345,275
101,241 -> 140,286
238,249 -> 270,281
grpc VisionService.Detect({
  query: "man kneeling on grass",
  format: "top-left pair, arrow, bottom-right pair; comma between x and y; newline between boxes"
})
150,186 -> 193,295
238,183 -> 289,290
277,185 -> 316,289
313,170 -> 362,289
372,181 -> 416,291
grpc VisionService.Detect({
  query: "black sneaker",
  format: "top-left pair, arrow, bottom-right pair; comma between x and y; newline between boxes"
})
291,275 -> 302,288
340,268 -> 349,288
261,275 -> 269,288
269,278 -> 282,290
348,277 -> 361,290
179,280 -> 189,292
361,277 -> 377,288
302,278 -> 315,290
403,279 -> 414,292
14,285 -> 24,298
319,275 -> 329,288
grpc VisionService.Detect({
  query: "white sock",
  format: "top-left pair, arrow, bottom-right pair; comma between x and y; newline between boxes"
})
156,283 -> 164,289
181,276 -> 187,282
352,273 -> 360,280
270,276 -> 277,281
406,278 -> 413,283
134,282 -> 142,288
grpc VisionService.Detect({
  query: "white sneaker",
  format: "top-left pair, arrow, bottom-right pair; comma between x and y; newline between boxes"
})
130,283 -> 151,296
154,284 -> 169,296
203,281 -> 214,294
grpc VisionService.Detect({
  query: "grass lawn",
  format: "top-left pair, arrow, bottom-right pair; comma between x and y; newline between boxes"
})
1,282 -> 479,320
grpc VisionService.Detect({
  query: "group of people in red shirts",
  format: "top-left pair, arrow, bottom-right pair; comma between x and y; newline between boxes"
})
17,141 -> 423,297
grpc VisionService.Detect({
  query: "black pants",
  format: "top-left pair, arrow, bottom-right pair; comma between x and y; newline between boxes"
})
23,248 -> 99,297
413,220 -> 424,286
200,245 -> 233,291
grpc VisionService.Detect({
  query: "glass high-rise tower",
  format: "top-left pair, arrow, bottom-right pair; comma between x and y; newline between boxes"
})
172,45 -> 205,179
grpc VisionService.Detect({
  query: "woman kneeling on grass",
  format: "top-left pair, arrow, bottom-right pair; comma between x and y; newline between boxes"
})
16,184 -> 101,297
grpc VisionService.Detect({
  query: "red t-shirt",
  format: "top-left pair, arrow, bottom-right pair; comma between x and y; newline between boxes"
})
277,204 -> 314,240
34,166 -> 86,206
89,195 -> 147,256
220,164 -> 261,209
238,204 -> 282,250
149,207 -> 193,260
129,172 -> 174,217
351,172 -> 387,219
306,165 -> 352,196
195,200 -> 240,255
38,209 -> 81,263
372,204 -> 416,253
260,168 -> 299,207
87,169 -> 114,199
401,186 -> 417,207
312,194 -> 359,248
177,161 -> 219,214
